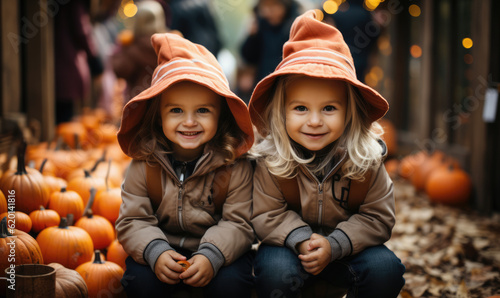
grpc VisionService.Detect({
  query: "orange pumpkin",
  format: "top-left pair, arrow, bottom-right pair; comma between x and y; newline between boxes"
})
94,187 -> 122,225
48,263 -> 88,298
37,158 -> 57,177
0,142 -> 51,213
377,118 -> 398,156
48,187 -> 85,221
0,217 -> 44,291
106,239 -> 128,270
0,191 -> 7,214
67,170 -> 106,206
384,159 -> 400,179
411,151 -> 460,192
36,217 -> 94,269
425,165 -> 472,205
43,175 -> 67,196
0,211 -> 32,233
76,250 -> 125,298
29,206 -> 61,233
56,122 -> 88,149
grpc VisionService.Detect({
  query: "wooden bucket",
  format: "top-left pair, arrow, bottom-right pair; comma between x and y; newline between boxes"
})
5,264 -> 55,298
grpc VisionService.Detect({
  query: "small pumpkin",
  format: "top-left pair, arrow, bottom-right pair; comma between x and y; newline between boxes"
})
29,206 -> 61,233
106,239 -> 128,269
36,217 -> 94,269
43,175 -> 67,196
48,263 -> 88,298
49,187 -> 85,221
94,159 -> 123,225
425,165 -> 472,205
0,217 -> 44,291
76,250 -> 125,298
67,170 -> 106,206
377,118 -> 398,156
0,141 -> 51,213
37,158 -> 57,177
75,188 -> 115,250
0,211 -> 32,233
56,122 -> 88,149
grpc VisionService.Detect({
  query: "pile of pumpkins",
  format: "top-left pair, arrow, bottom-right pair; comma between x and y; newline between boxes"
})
385,150 -> 473,205
0,110 -> 130,297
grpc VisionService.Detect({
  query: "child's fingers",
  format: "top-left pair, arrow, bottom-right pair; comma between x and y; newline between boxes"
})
157,269 -> 181,284
179,262 -> 197,280
169,251 -> 187,261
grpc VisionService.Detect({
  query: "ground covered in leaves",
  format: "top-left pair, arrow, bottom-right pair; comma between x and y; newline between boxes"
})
387,180 -> 500,298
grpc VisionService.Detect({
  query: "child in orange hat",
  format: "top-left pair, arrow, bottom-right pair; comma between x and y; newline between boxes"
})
249,10 -> 405,297
115,33 -> 255,297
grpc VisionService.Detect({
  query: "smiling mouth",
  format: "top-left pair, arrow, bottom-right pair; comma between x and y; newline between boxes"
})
303,132 -> 327,137
179,131 -> 202,136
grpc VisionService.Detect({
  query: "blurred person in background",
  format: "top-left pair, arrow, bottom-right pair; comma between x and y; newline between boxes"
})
321,0 -> 380,82
111,0 -> 170,101
238,0 -> 301,103
54,0 -> 103,124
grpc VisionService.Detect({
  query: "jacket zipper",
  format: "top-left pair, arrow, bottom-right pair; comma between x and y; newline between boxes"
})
302,150 -> 348,228
177,162 -> 187,231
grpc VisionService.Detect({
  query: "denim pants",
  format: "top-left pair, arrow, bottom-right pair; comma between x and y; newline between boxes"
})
254,244 -> 405,298
122,249 -> 254,298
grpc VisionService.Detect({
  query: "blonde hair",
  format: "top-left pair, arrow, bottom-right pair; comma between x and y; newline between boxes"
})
251,75 -> 384,180
128,95 -> 245,164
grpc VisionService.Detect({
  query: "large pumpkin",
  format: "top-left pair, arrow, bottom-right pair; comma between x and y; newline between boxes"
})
48,263 -> 88,298
94,187 -> 122,225
0,217 -> 44,291
29,206 -> 61,234
76,251 -> 125,298
0,142 -> 50,213
425,165 -> 472,205
48,187 -> 85,221
36,217 -> 94,269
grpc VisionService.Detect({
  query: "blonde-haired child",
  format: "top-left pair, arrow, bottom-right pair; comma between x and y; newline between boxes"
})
116,33 -> 255,297
249,10 -> 405,297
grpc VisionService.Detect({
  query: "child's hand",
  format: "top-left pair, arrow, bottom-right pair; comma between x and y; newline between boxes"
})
154,250 -> 187,284
179,254 -> 214,287
297,239 -> 313,256
298,233 -> 332,275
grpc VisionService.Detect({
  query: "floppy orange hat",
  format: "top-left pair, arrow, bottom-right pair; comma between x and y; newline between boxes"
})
117,33 -> 254,157
248,10 -> 389,136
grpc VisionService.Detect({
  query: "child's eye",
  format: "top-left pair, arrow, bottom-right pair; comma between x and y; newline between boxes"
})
324,105 -> 337,112
198,108 -> 210,113
294,106 -> 307,112
170,108 -> 182,113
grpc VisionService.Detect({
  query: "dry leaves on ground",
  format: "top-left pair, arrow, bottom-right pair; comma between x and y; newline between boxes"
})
387,180 -> 500,298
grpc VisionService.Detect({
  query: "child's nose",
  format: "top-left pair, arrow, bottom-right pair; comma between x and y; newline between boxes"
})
307,112 -> 323,126
183,113 -> 197,126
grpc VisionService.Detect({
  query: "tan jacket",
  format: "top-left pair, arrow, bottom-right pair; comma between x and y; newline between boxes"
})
252,149 -> 395,259
116,150 -> 254,268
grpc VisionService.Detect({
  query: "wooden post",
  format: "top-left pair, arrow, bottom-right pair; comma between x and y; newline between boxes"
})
1,0 -> 22,116
23,0 -> 55,141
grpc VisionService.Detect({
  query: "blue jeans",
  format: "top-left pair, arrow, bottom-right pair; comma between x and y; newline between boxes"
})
122,249 -> 254,298
254,244 -> 405,298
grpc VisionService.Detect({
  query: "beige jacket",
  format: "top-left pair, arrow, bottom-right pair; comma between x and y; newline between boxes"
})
252,148 -> 395,260
116,150 -> 254,272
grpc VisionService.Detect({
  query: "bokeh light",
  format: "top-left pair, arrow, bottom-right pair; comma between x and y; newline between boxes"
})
364,0 -> 381,11
462,38 -> 473,49
123,2 -> 138,18
314,9 -> 325,21
409,5 -> 421,17
323,1 -> 339,15
410,45 -> 422,58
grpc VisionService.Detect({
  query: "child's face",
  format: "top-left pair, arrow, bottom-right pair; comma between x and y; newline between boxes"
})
160,81 -> 221,161
284,77 -> 347,152
258,0 -> 287,26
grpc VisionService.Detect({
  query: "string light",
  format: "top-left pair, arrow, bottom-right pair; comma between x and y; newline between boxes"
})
323,1 -> 339,14
462,38 -> 473,49
409,4 -> 421,17
410,45 -> 422,58
123,1 -> 137,18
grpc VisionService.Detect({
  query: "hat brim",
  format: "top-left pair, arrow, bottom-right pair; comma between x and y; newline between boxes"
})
117,73 -> 254,157
249,63 -> 389,136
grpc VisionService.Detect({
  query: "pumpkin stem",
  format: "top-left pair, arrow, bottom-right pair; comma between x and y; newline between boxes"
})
74,134 -> 81,150
0,217 -> 14,238
16,141 -> 28,175
93,250 -> 105,264
105,158 -> 112,192
90,155 -> 105,173
83,187 -> 97,217
60,187 -> 67,193
59,217 -> 69,229
39,206 -> 45,211
84,169 -> 92,178
39,158 -> 48,173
